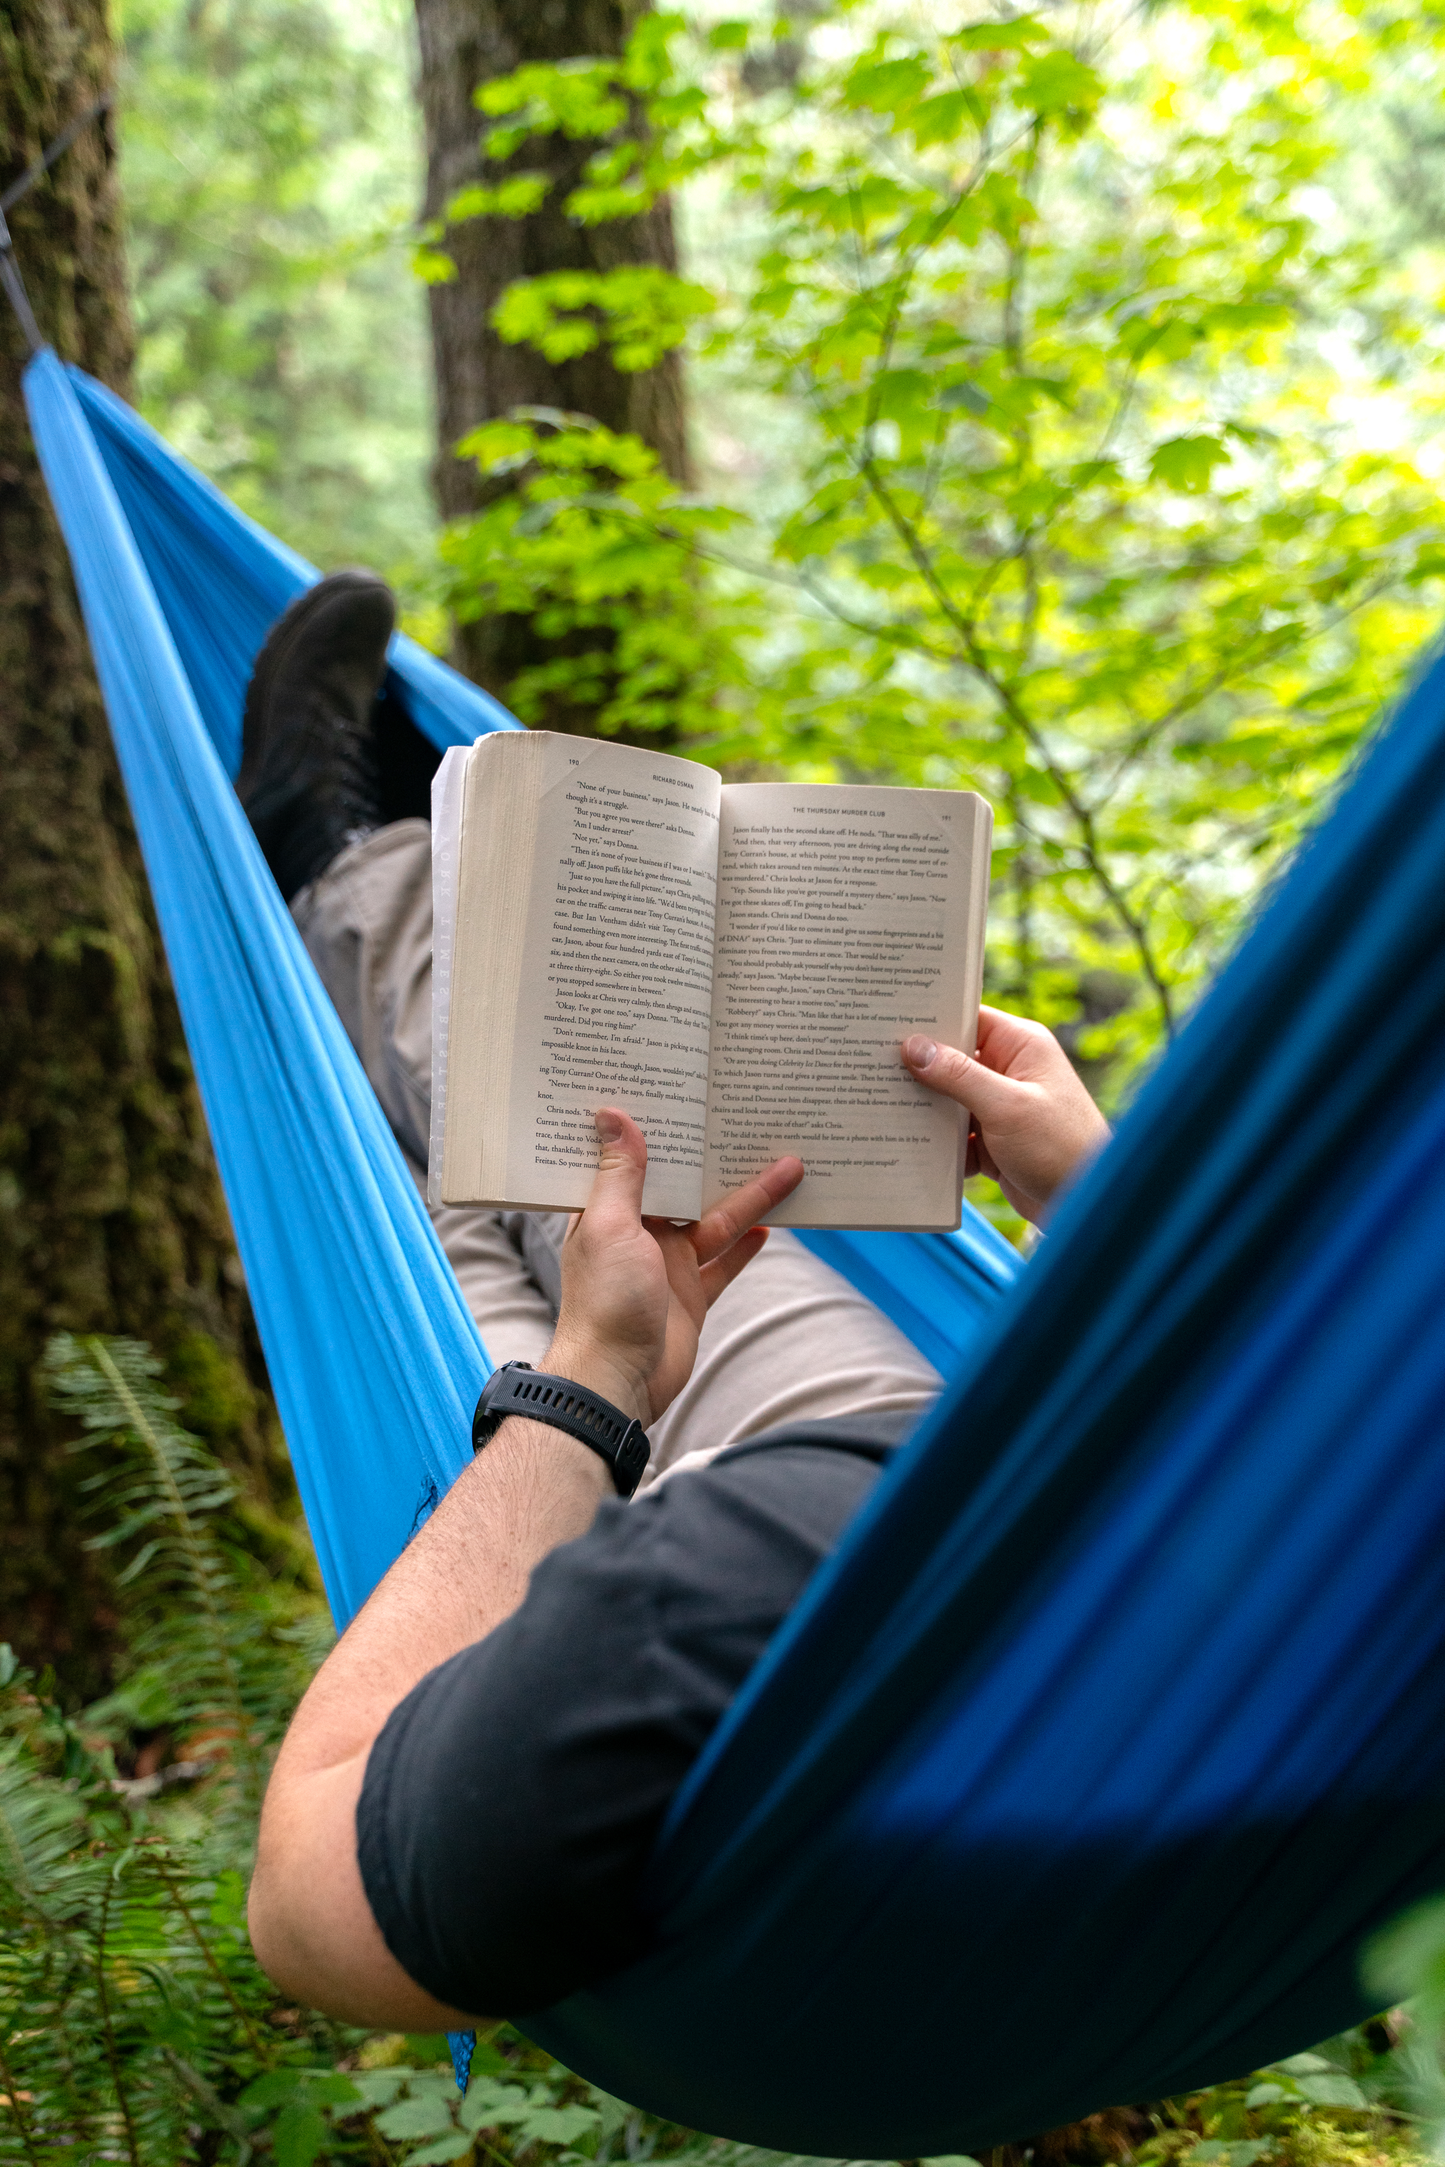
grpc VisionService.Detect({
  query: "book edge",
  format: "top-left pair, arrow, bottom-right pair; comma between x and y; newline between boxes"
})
439,734 -> 545,1205
426,745 -> 469,1209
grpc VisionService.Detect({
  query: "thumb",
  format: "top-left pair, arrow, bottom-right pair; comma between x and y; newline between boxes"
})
902,1035 -> 1032,1129
583,1106 -> 648,1225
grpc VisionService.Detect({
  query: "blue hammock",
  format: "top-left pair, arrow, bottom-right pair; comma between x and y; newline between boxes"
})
27,344 -> 1445,2158
23,351 -> 1015,1621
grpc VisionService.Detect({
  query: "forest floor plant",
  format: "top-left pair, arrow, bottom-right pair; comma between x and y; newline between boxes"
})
1,1335 -> 1443,2163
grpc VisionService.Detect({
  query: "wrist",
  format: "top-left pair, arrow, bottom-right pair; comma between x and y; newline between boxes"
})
540,1333 -> 652,1427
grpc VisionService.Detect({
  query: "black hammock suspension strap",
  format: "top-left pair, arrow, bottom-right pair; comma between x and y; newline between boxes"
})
0,92 -> 114,356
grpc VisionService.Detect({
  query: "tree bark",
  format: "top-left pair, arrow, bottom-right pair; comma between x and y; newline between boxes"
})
413,0 -> 690,720
0,0 -> 283,1699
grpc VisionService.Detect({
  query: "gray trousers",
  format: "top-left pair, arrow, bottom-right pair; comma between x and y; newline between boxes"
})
292,820 -> 941,1487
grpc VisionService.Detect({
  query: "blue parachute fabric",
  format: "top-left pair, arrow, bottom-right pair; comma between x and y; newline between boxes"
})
31,351 -> 1020,2109
519,624 -> 1445,2148
23,349 -> 489,1626
793,1219 -> 1021,1375
35,344 -> 1445,2158
22,346 -> 1021,2123
63,364 -> 517,769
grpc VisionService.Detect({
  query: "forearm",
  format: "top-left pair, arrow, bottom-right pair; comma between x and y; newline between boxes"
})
267,1401 -> 614,1786
248,1124 -> 796,2020
249,1367 -> 618,2016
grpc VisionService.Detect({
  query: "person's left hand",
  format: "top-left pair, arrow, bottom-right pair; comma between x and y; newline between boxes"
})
545,1109 -> 803,1426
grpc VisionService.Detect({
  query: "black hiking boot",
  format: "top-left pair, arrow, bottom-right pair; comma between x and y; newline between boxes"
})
374,673 -> 444,825
237,570 -> 396,902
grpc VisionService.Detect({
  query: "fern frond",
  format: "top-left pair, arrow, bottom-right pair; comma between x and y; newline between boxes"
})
46,1334 -> 273,1802
0,1742 -> 88,1923
0,1339 -> 347,2162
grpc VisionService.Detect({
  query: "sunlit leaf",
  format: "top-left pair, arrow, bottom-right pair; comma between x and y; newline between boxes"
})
1149,434 -> 1232,492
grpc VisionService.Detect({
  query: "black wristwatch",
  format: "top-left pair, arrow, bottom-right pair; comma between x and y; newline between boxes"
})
472,1361 -> 651,1498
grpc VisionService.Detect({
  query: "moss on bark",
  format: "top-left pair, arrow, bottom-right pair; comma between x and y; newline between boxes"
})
0,0 -> 287,1699
413,0 -> 691,731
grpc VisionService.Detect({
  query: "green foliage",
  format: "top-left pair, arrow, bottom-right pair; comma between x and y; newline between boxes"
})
492,267 -> 715,372
0,1336 -> 336,2161
118,0 -> 435,580
439,0 -> 1445,1089
1119,2033 -> 1431,2167
1365,1901 -> 1445,2148
445,411 -> 752,740
45,1334 -> 310,1819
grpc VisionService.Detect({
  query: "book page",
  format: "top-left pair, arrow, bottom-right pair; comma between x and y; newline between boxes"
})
438,732 -> 721,1217
701,784 -> 991,1229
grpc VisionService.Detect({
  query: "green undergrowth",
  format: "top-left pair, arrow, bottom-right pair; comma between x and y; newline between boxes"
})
2,1335 -> 1443,2166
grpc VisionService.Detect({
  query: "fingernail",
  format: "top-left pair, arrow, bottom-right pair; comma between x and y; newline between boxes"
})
596,1109 -> 624,1143
904,1036 -> 937,1069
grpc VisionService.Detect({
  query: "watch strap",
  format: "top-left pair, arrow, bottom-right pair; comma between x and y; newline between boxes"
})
472,1361 -> 651,1498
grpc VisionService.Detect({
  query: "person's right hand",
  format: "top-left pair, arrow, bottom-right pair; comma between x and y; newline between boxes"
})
547,1109 -> 803,1427
902,1006 -> 1109,1224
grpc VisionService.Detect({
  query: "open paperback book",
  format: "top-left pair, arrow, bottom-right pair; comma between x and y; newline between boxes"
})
428,732 -> 992,1230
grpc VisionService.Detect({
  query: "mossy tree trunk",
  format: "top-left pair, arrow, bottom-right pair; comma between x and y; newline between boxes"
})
413,0 -> 690,721
0,0 -> 284,1699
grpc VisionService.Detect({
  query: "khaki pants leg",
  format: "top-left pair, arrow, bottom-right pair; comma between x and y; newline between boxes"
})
290,821 -> 559,1371
292,821 -> 942,1481
511,1212 -> 942,1484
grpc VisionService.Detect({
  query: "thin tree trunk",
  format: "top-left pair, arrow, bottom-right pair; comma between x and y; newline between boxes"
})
413,0 -> 690,725
0,0 -> 280,1699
